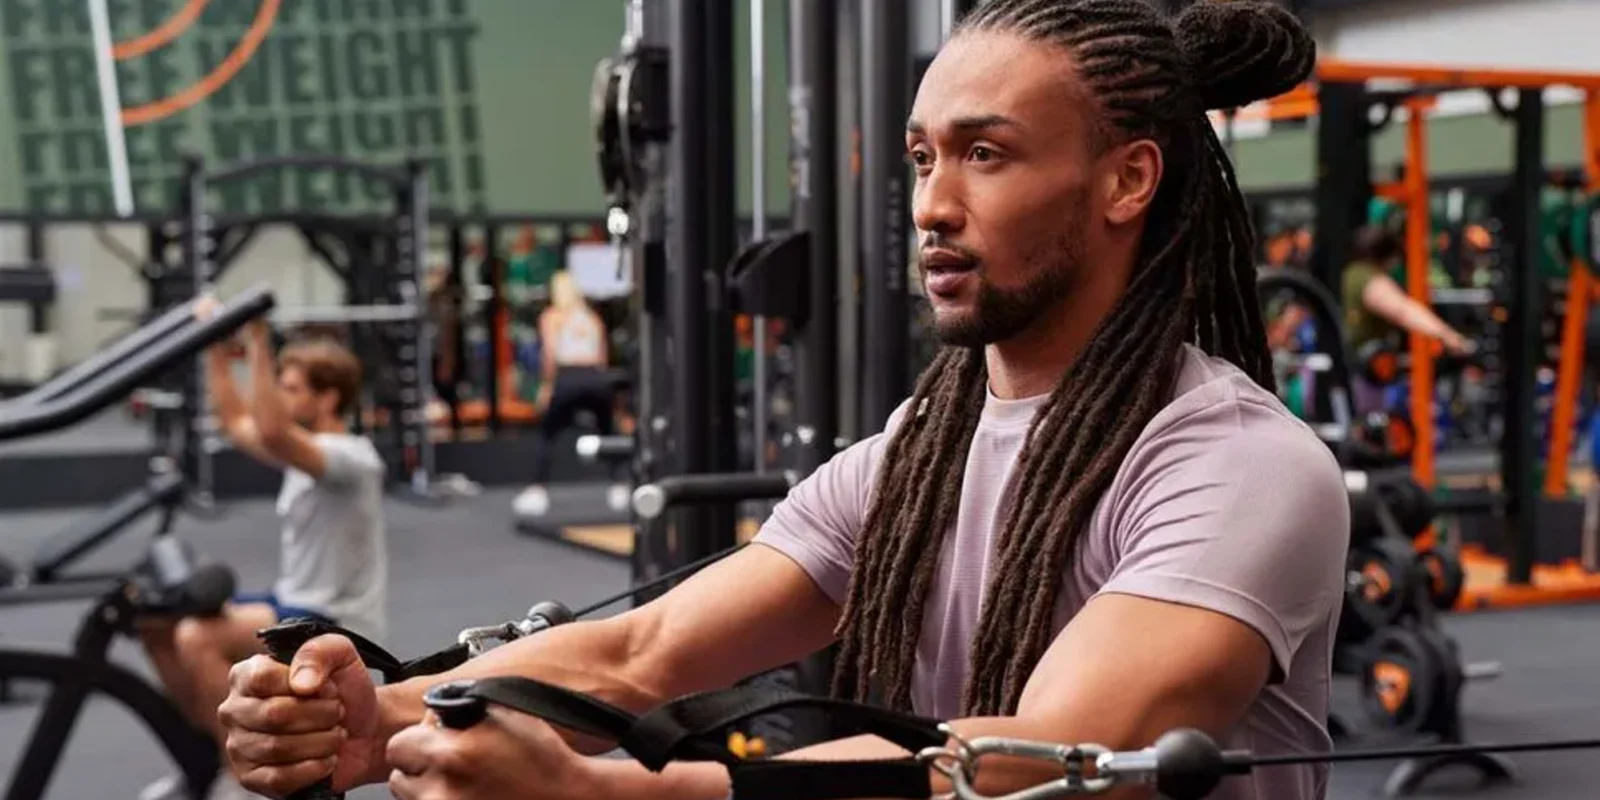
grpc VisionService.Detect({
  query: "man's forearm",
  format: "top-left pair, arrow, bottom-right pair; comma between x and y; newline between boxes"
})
249,335 -> 289,438
206,350 -> 248,425
358,617 -> 667,786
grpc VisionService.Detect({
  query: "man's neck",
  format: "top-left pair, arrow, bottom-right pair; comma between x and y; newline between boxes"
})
984,282 -> 1123,401
310,418 -> 348,435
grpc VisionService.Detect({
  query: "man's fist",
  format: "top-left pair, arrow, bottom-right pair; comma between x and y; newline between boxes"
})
218,635 -> 383,797
193,294 -> 222,322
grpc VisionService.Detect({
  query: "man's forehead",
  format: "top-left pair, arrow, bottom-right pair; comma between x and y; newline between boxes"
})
912,32 -> 1086,132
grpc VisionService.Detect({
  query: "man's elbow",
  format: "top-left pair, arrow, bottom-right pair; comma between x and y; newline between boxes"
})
256,423 -> 294,455
603,607 -> 689,707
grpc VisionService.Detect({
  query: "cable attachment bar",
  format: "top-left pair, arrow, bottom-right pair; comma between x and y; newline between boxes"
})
455,601 -> 575,656
923,726 -> 1116,800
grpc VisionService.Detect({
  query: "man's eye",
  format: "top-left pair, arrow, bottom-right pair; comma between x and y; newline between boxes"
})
970,146 -> 995,162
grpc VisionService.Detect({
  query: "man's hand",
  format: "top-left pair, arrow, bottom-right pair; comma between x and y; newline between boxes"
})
219,635 -> 384,797
195,294 -> 247,360
1440,330 -> 1475,358
246,317 -> 272,347
193,294 -> 223,322
387,709 -> 603,800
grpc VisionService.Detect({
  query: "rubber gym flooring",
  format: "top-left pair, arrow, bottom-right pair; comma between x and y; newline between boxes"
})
3,489 -> 1600,799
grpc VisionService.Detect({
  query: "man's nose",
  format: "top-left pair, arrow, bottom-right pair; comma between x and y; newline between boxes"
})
912,167 -> 965,236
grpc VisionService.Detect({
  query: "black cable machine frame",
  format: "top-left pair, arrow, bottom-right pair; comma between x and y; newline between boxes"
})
178,155 -> 442,502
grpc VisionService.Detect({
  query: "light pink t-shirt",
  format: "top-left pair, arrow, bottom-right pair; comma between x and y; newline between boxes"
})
755,344 -> 1349,800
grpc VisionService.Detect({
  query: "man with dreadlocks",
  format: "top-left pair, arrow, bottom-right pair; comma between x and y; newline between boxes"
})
217,2 -> 1348,799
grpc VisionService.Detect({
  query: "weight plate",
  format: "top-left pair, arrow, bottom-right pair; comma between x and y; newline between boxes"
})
1385,413 -> 1415,459
590,58 -> 625,198
1413,626 -> 1466,736
1360,626 -> 1442,733
1376,476 -> 1434,539
1347,486 -> 1384,550
1345,537 -> 1418,632
1358,340 -> 1401,385
1417,546 -> 1465,612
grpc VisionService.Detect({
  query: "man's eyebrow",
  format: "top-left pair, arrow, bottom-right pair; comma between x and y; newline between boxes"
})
905,114 -> 1024,135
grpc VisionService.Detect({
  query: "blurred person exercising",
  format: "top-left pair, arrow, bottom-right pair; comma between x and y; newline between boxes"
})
530,269 -> 616,482
139,301 -> 388,799
1342,225 -> 1473,412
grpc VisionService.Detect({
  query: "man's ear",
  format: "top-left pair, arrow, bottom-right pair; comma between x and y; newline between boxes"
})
1101,139 -> 1164,226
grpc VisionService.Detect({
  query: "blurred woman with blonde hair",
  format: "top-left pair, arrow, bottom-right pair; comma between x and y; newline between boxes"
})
527,270 -> 615,485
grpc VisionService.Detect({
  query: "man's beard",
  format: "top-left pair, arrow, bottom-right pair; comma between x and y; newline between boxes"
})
929,227 -> 1088,348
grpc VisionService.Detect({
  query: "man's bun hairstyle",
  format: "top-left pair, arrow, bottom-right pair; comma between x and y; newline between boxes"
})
832,0 -> 1318,723
1176,0 -> 1317,110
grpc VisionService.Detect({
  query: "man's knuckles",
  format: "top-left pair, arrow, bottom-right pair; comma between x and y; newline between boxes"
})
387,725 -> 474,778
231,656 -> 292,697
230,728 -> 343,765
261,696 -> 341,732
243,759 -> 336,798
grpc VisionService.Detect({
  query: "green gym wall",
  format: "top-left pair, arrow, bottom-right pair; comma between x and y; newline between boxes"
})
0,0 -> 1588,217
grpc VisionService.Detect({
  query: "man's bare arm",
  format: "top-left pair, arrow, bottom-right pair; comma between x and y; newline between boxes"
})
204,344 -> 280,465
362,544 -> 840,785
591,593 -> 1275,800
245,322 -> 330,477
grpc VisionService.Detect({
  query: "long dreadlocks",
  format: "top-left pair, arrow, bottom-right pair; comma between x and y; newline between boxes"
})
830,0 -> 1317,717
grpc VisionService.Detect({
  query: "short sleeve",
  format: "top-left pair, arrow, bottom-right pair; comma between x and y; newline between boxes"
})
1097,397 -> 1350,681
753,401 -> 913,604
316,437 -> 383,489
1342,261 -> 1381,303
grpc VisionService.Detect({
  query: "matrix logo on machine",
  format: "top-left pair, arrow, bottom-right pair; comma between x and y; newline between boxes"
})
1,0 -> 485,216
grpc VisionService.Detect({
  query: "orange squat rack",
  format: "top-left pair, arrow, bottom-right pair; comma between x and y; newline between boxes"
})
1239,61 -> 1600,609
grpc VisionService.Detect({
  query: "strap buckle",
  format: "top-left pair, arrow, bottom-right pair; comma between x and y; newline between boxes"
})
454,601 -> 574,657
920,726 -> 1117,799
455,621 -> 528,657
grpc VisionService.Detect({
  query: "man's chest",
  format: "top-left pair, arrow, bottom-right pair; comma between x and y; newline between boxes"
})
911,433 -> 1123,671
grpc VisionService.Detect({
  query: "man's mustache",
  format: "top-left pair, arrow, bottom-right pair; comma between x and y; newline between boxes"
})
918,236 -> 981,267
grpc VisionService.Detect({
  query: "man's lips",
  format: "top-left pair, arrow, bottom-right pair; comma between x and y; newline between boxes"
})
921,249 -> 978,297
921,248 -> 976,271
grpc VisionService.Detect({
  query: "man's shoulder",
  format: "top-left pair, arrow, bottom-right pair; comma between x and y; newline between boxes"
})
311,432 -> 386,472
1138,347 -> 1341,480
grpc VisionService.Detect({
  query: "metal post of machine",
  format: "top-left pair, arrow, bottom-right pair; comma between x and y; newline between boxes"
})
665,0 -> 740,566
703,0 -> 740,500
787,0 -> 842,475
940,0 -> 977,38
1308,81 -> 1373,425
482,223 -> 503,434
859,0 -> 912,431
836,0 -> 861,443
398,159 -> 437,495
1311,81 -> 1373,293
180,156 -> 215,510
1503,88 -> 1546,585
749,0 -> 770,473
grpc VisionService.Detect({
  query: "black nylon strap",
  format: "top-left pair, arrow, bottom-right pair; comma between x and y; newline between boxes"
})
622,686 -> 948,770
260,619 -> 469,683
435,676 -> 949,800
729,759 -> 934,800
397,643 -> 471,680
464,677 -> 638,742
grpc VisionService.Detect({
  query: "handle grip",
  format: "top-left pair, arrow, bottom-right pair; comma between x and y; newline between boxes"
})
424,680 -> 490,730
260,623 -> 344,800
